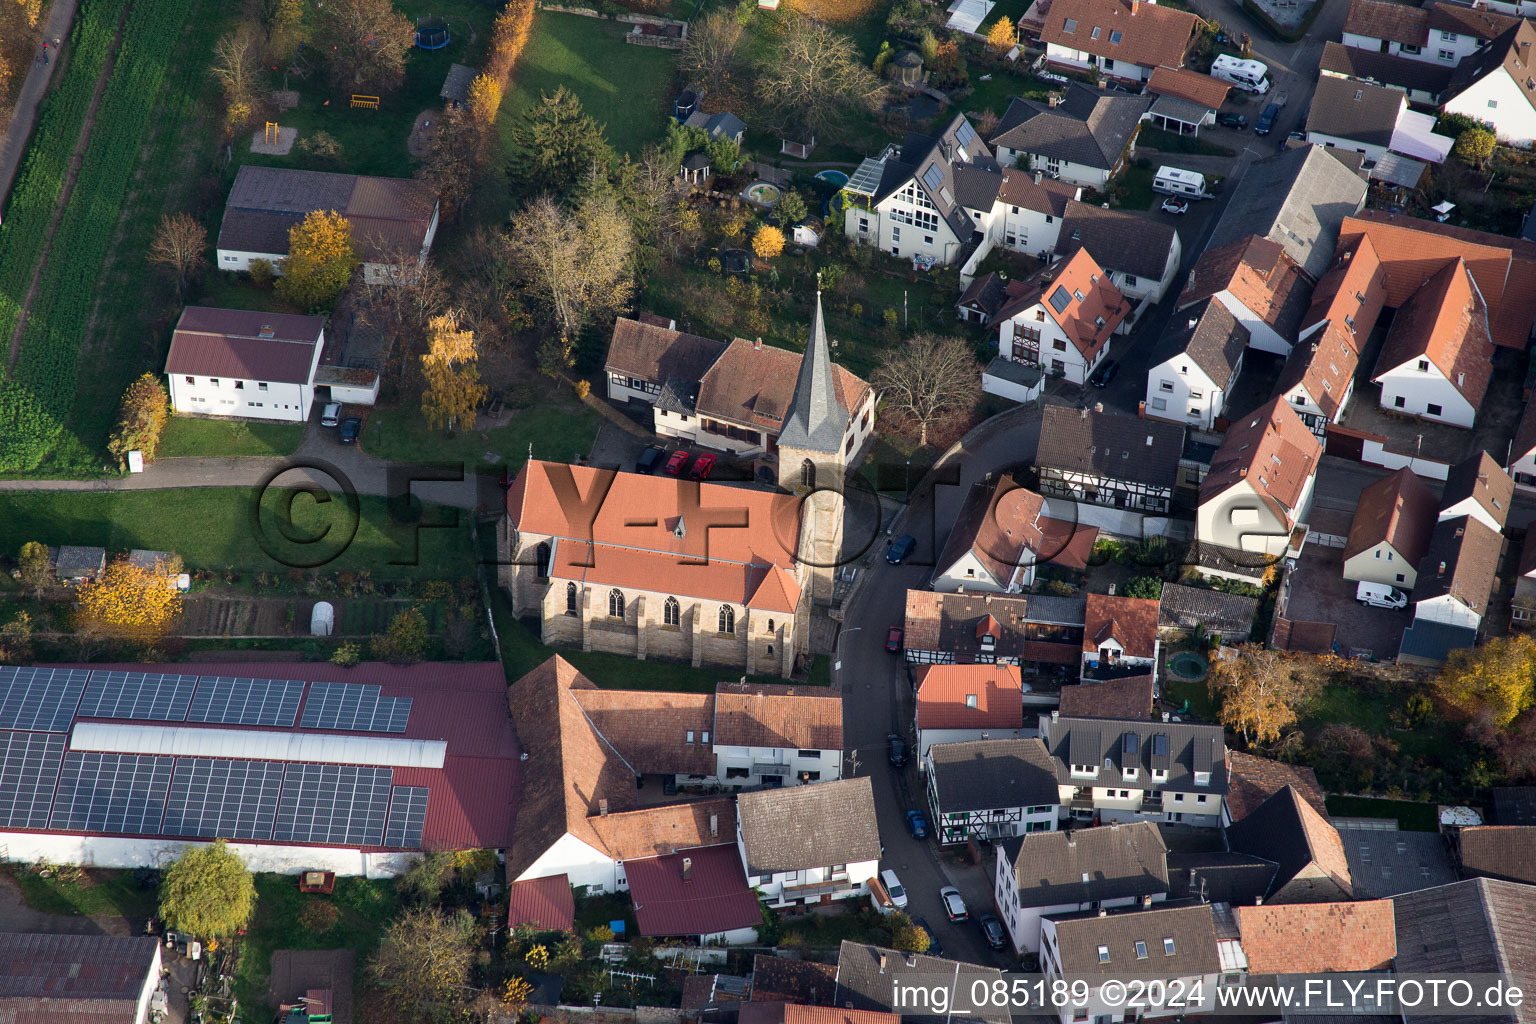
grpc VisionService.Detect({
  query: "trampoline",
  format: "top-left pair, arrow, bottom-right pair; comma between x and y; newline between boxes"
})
414,16 -> 450,49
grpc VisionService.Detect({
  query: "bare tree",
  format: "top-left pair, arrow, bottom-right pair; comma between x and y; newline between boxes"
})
872,333 -> 981,447
210,24 -> 262,103
317,0 -> 415,93
678,10 -> 747,90
147,213 -> 207,300
757,16 -> 886,140
504,192 -> 634,343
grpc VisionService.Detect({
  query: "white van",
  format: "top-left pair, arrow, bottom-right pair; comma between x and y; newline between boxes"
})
1153,165 -> 1210,199
1211,54 -> 1271,94
1356,581 -> 1409,610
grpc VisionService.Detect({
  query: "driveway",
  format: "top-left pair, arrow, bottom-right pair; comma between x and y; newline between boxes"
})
1283,545 -> 1410,659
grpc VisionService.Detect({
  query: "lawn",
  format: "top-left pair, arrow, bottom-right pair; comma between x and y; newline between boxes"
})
5,865 -> 159,921
1107,162 -> 1157,211
1325,795 -> 1439,832
498,12 -> 678,159
1138,126 -> 1236,157
233,873 -> 398,1019
365,395 -> 602,470
158,418 -> 306,458
959,71 -> 1059,118
0,487 -> 471,576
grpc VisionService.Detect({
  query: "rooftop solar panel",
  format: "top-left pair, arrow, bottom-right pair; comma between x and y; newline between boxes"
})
299,682 -> 412,734
0,731 -> 65,829
50,751 -> 173,835
384,786 -> 429,849
78,671 -> 198,721
187,677 -> 304,727
274,764 -> 392,846
0,667 -> 89,732
163,758 -> 285,841
955,121 -> 976,147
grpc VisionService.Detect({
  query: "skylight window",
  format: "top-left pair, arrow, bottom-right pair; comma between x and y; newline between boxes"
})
1110,29 -> 1123,42
1063,16 -> 1078,31
1098,945 -> 1111,963
1091,26 -> 1100,39
1164,937 -> 1176,955
1135,941 -> 1148,959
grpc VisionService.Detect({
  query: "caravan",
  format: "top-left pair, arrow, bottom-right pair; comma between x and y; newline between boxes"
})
1153,165 -> 1211,199
1211,55 -> 1271,94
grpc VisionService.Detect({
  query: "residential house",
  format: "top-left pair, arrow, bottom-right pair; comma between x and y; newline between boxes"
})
902,590 -> 1087,674
1036,405 -> 1186,516
1305,76 -> 1408,165
1082,592 -> 1160,682
1298,230 -> 1388,345
931,473 -> 1097,592
832,942 -> 1008,1024
1440,451 -> 1513,532
1345,0 -> 1518,66
1196,397 -> 1323,561
1144,298 -> 1249,430
626,843 -> 763,943
1410,514 -> 1503,630
1207,145 -> 1369,282
736,777 -> 881,908
712,681 -> 846,787
1457,826 -> 1536,884
1168,851 -> 1279,905
0,934 -> 162,1024
1039,0 -> 1204,85
987,249 -> 1131,386
1222,750 -> 1329,826
914,663 -> 1027,763
1507,401 -> 1536,488
1039,904 -> 1222,1024
165,307 -> 327,423
1039,713 -> 1229,826
603,311 -> 876,459
1274,325 -> 1361,437
1343,468 -> 1438,588
990,85 -> 1151,188
1056,675 -> 1156,719
1370,258 -> 1494,428
1392,877 -> 1536,1024
842,114 -> 999,266
1321,40 -> 1456,106
1342,0 -> 1430,59
1235,901 -> 1397,972
1226,785 -> 1354,902
993,821 -> 1171,953
1156,583 -> 1259,642
1054,200 -> 1184,306
925,738 -> 1061,844
1493,786 -> 1536,825
1179,235 -> 1313,355
1442,22 -> 1536,147
682,974 -> 750,1014
216,165 -> 439,283
987,168 -> 1081,261
1512,529 -> 1536,628
1145,65 -> 1231,135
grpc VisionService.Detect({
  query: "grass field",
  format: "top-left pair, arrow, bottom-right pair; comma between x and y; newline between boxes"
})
1138,127 -> 1236,156
1325,795 -> 1439,831
157,418 -> 306,458
5,865 -> 159,921
366,396 -> 602,469
498,12 -> 677,158
0,487 -> 472,575
960,71 -> 1058,117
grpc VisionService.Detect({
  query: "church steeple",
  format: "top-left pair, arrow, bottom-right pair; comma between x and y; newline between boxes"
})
777,286 -> 848,455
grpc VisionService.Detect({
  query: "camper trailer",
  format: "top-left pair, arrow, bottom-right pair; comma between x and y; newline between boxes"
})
1211,55 -> 1271,94
1153,165 -> 1211,199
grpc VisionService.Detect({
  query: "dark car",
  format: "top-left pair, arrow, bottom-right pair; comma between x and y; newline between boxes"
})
888,732 -> 908,766
905,809 -> 929,838
636,445 -> 665,474
1089,359 -> 1119,388
887,534 -> 917,564
978,912 -> 1007,950
1255,103 -> 1281,135
886,626 -> 904,653
338,416 -> 362,444
1216,112 -> 1249,130
664,450 -> 690,476
910,915 -> 943,956
1287,129 -> 1307,142
689,452 -> 716,480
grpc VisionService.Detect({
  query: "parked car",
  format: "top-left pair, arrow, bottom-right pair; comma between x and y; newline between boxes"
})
1287,129 -> 1306,143
880,869 -> 909,909
338,417 -> 362,444
886,626 -> 903,653
636,445 -> 665,474
910,915 -> 943,956
1255,103 -> 1281,135
887,534 -> 917,564
905,809 -> 929,838
978,912 -> 1007,950
664,450 -> 690,476
940,885 -> 968,922
1160,197 -> 1189,215
1216,112 -> 1249,129
1356,581 -> 1409,609
320,402 -> 341,427
1090,359 -> 1120,388
688,452 -> 717,480
888,733 -> 908,767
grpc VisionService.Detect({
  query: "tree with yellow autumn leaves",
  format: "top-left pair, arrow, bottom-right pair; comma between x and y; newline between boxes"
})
75,557 -> 182,647
107,374 -> 169,466
420,311 -> 487,431
275,210 -> 358,310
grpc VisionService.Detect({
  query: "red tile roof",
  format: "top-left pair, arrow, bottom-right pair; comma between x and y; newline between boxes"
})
1303,232 -> 1388,345
1343,467 -> 1438,565
714,682 -> 843,750
1083,593 -> 1159,658
1200,397 -> 1322,525
1056,675 -> 1155,719
915,664 -> 1026,730
1236,901 -> 1396,972
605,316 -> 726,383
1180,235 -> 1312,337
999,249 -> 1130,360
934,475 -> 1047,588
1276,322 -> 1360,421
1427,1 -> 1518,43
1343,0 -> 1428,46
592,798 -> 737,863
507,874 -> 576,931
696,337 -> 870,433
1041,0 -> 1203,70
625,842 -> 762,938
1372,257 -> 1494,409
1040,516 -> 1099,570
164,307 -> 326,384
996,169 -> 1079,216
1147,65 -> 1230,109
1225,751 -> 1328,822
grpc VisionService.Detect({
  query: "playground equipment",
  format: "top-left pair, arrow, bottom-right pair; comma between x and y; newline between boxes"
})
414,15 -> 450,49
350,94 -> 380,109
263,122 -> 280,144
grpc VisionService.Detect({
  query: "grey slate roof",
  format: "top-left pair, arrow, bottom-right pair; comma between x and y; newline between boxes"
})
441,62 -> 476,103
871,114 -> 999,243
1398,617 -> 1480,665
1054,201 -> 1180,281
833,942 -> 1009,1024
1226,785 -> 1348,900
1411,515 -> 1503,617
1000,821 -> 1170,907
1157,582 -> 1259,635
685,111 -> 748,142
1306,76 -> 1404,149
928,738 -> 1059,813
992,86 -> 1151,171
1167,850 -> 1277,905
1149,93 -> 1212,127
776,292 -> 848,454
737,776 -> 881,873
1459,827 -> 1536,886
1040,715 -> 1228,794
1037,405 -> 1186,490
1392,878 -> 1536,1024
1152,298 -> 1249,386
53,545 -> 106,578
1046,903 -> 1221,976
1337,823 -> 1457,899
1207,145 -> 1368,281
1494,787 -> 1536,827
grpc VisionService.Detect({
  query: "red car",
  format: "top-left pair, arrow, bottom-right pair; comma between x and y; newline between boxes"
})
886,627 -> 903,653
689,452 -> 717,480
664,450 -> 690,476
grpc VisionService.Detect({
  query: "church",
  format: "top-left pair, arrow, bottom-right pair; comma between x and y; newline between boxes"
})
499,295 -> 865,678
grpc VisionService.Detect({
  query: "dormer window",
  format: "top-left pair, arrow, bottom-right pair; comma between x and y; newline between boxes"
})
1151,768 -> 1168,781
1123,766 -> 1138,781
980,633 -> 996,651
1097,945 -> 1110,963
1194,770 -> 1211,786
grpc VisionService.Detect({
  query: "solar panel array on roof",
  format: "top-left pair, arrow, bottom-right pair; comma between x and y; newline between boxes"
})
0,667 -> 89,732
164,758 -> 285,840
1150,732 -> 1170,769
384,786 -> 430,848
955,121 -> 977,147
0,731 -> 65,829
299,681 -> 412,733
274,764 -> 392,846
922,163 -> 944,191
1123,732 -> 1139,756
78,671 -> 198,721
50,752 -> 173,835
187,677 -> 304,727
1049,286 -> 1073,314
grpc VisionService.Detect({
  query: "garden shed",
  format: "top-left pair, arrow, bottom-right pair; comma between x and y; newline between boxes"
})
440,63 -> 476,109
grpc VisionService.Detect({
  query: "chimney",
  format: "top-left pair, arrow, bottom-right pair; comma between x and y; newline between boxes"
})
755,336 -> 763,350
1255,896 -> 1264,906
1187,316 -> 1198,329
1188,868 -> 1197,886
879,954 -> 888,973
1142,895 -> 1153,908
1093,402 -> 1104,413
1048,91 -> 1064,107
1067,832 -> 1076,847
710,813 -> 719,838
1439,561 -> 1448,575
1080,407 -> 1089,420
1035,170 -> 1043,185
682,856 -> 694,881
1051,709 -> 1060,721
1131,0 -> 1140,12
599,799 -> 609,817
1098,908 -> 1108,917
258,325 -> 275,339
1109,583 -> 1117,596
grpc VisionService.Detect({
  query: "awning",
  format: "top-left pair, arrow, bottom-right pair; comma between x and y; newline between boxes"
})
1368,152 -> 1427,189
1389,108 -> 1454,163
946,0 -> 995,33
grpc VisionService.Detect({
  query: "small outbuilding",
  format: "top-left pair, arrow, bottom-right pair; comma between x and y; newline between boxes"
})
888,50 -> 925,87
680,152 -> 711,185
53,545 -> 106,583
440,63 -> 476,109
684,110 -> 747,146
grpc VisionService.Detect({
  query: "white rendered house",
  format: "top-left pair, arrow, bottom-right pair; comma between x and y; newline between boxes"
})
1145,299 -> 1247,430
1197,398 -> 1322,559
736,778 -> 881,908
991,249 -> 1130,386
1371,258 -> 1492,430
1441,23 -> 1536,148
164,307 -> 326,424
